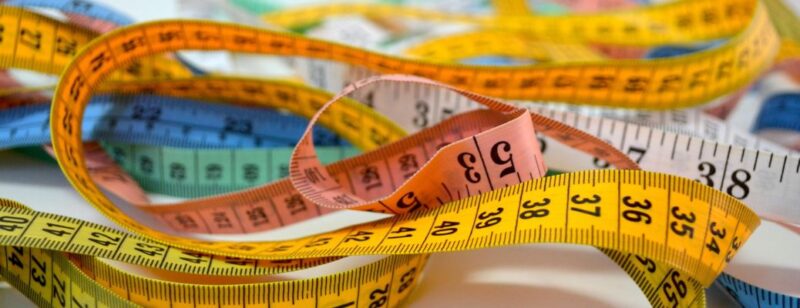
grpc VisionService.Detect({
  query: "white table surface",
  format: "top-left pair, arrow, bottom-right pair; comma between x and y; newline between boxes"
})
1,1 -> 799,307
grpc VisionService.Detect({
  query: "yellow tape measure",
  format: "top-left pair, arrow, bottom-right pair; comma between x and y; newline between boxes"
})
0,6 -> 190,81
0,169 -> 759,307
0,1 -> 782,108
404,30 -> 607,64
263,0 -> 754,46
274,0 -> 780,107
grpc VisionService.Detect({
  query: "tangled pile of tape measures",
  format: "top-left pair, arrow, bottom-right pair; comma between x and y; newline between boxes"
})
0,0 -> 798,306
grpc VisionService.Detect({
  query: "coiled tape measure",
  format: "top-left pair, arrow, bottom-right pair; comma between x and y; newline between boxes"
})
0,0 -> 796,307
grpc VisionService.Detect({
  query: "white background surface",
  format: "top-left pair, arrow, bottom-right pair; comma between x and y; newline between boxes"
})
0,0 -> 799,307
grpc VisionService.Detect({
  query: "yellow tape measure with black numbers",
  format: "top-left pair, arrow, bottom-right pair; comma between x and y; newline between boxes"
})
0,6 -> 190,81
0,169 -> 760,307
0,0 -> 786,108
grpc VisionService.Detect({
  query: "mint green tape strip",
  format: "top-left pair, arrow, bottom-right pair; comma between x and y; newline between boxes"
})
101,142 -> 360,198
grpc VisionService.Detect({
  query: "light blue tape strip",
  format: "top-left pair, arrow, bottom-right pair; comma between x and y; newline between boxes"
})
645,41 -> 722,59
0,95 -> 345,149
716,273 -> 800,308
753,93 -> 800,133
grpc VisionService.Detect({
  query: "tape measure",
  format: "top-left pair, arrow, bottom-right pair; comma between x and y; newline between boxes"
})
0,93 -> 349,150
262,0 -> 756,46
403,30 -> 607,64
287,0 -> 782,107
22,90 -> 787,216
716,273 -> 800,306
45,84 -> 780,206
0,164 -> 760,306
0,5 -> 191,81
37,13 -> 760,302
336,79 -> 800,225
42,2 -> 790,226
0,0 -> 786,108
26,3 -> 768,304
754,93 -> 800,133
4,1 -> 773,108
2,0 -> 206,75
0,0 -> 793,307
93,98 -> 789,200
100,142 -> 359,198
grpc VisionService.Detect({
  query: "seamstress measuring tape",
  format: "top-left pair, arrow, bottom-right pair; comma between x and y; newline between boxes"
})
4,71 -> 797,203
28,75 -> 794,214
1,76 -> 764,306
0,0 -> 788,111
402,30 -> 608,64
262,0 -> 754,46
282,0 -> 781,108
0,5 -> 191,86
0,1 -> 790,308
2,0 -> 206,75
36,1 -> 792,306
0,93 -> 349,150
32,0 -> 776,296
1,70 -> 760,307
72,68 -> 797,306
3,71 -> 792,203
0,0 -> 784,108
95,100 -> 787,198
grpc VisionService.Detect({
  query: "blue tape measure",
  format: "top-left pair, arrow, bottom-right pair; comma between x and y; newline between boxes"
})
645,41 -> 722,59
754,92 -> 800,133
0,94 -> 345,149
716,273 -> 800,308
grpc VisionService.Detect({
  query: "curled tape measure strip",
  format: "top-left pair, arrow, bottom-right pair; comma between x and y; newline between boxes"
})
262,0 -> 755,46
340,76 -> 800,225
79,95 -> 792,205
99,142 -> 360,198
37,15 -> 764,306
64,76 -> 800,306
288,74 -> 549,213
35,1 -> 775,108
0,94 -> 348,150
303,1 -> 778,107
3,0 -> 206,75
46,2 -> 781,202
0,1 -> 782,108
0,199 -> 428,308
0,1 -> 788,307
0,166 -> 759,306
33,4 -> 765,305
403,30 -> 607,64
93,77 -> 408,151
716,272 -> 800,307
96,96 -> 788,199
0,5 -> 191,80
54,73 -> 636,236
